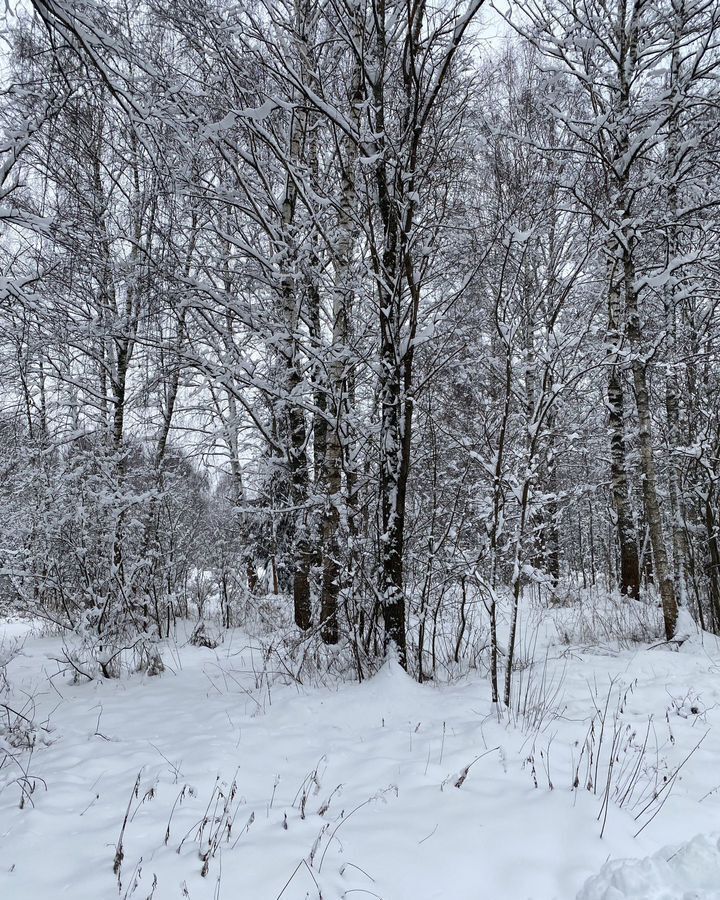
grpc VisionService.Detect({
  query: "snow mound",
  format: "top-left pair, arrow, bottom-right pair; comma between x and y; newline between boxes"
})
363,653 -> 425,704
679,627 -> 720,655
674,606 -> 700,642
372,653 -> 417,685
577,834 -> 720,900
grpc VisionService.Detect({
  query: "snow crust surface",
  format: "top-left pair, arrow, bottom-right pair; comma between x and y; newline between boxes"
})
578,834 -> 720,900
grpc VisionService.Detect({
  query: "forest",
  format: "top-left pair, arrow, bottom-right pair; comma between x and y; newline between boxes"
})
1,1 -> 720,898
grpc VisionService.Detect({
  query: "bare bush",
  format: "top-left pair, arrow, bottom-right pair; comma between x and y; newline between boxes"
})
552,589 -> 664,650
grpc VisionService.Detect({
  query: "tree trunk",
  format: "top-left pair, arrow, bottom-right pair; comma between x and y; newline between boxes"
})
320,10 -> 363,645
607,254 -> 641,599
625,254 -> 678,638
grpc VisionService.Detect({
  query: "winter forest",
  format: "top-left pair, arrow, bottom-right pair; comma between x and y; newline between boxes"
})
2,0 -> 720,897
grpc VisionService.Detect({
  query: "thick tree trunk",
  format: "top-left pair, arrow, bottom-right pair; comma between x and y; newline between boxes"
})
279,0 -> 319,632
625,255 -> 678,638
606,249 -> 641,598
319,14 -> 362,645
378,335 -> 410,667
664,24 -> 689,611
287,375 -> 313,631
607,367 -> 641,598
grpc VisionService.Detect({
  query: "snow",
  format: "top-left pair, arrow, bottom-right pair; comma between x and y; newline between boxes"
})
2,608 -> 720,899
674,606 -> 699,642
578,834 -> 720,900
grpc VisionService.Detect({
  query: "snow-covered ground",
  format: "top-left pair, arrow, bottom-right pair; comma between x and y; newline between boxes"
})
2,605 -> 720,900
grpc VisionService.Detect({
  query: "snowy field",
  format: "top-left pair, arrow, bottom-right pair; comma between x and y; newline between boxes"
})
3,604 -> 720,900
